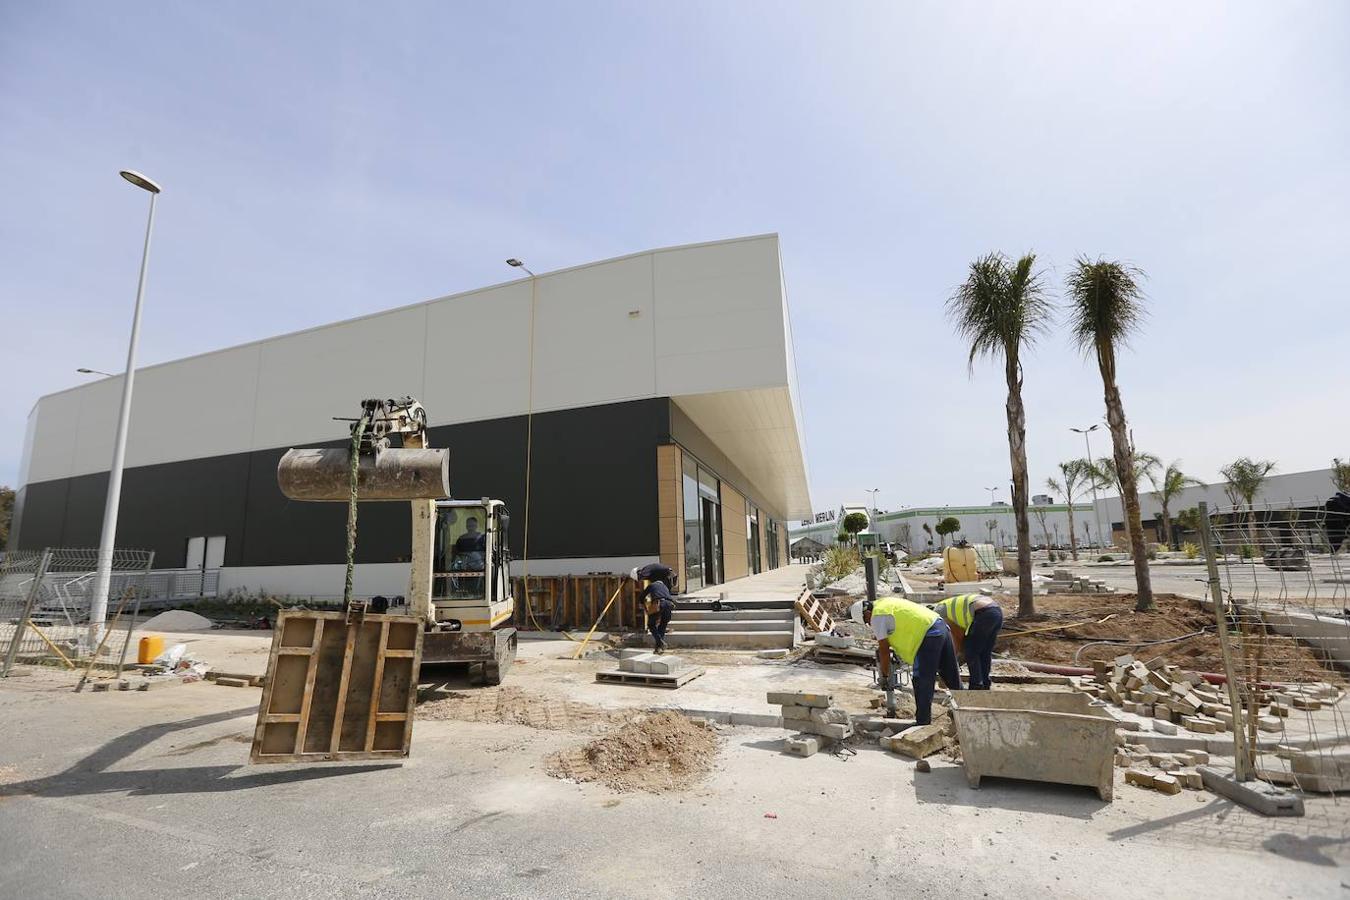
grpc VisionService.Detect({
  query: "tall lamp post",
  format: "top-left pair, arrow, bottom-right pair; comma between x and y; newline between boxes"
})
1071,423 -> 1106,549
88,170 -> 161,646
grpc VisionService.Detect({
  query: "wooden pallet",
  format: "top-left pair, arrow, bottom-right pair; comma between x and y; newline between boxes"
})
812,646 -> 874,666
795,588 -> 835,633
250,609 -> 423,764
595,666 -> 706,689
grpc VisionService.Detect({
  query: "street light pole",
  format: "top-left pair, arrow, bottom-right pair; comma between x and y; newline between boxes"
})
865,488 -> 880,530
984,485 -> 1000,506
1071,424 -> 1106,549
89,170 -> 162,646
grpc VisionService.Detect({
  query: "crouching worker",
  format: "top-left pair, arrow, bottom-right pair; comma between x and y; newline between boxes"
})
932,590 -> 1004,690
630,564 -> 677,654
853,596 -> 961,725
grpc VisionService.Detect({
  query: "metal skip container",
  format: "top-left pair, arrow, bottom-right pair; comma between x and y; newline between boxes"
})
951,690 -> 1118,801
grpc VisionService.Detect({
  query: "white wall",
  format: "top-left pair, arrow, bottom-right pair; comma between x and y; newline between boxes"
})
20,235 -> 803,496
1093,467 -> 1341,528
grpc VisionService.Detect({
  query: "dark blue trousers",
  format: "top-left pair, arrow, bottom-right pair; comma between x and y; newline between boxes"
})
648,605 -> 673,650
911,619 -> 962,725
964,605 -> 1004,690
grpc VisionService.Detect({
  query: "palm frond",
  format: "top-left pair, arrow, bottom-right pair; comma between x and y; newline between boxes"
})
1064,257 -> 1147,356
947,251 -> 1054,375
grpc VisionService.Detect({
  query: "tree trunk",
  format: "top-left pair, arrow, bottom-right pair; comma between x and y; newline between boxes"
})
1099,352 -> 1153,611
1160,499 -> 1173,549
1005,357 -> 1034,617
1067,502 -> 1079,561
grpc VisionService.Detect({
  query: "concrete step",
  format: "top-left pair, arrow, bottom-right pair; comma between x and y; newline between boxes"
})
671,618 -> 792,633
669,610 -> 794,623
663,629 -> 795,649
675,598 -> 798,611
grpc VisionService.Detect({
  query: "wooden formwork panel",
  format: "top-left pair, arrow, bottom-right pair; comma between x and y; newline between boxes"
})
250,610 -> 423,764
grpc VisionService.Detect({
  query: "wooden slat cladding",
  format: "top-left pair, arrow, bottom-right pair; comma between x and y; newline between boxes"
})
510,575 -> 643,631
720,486 -> 748,581
656,444 -> 684,579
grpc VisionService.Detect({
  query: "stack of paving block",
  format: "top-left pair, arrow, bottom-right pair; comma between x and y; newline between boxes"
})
619,653 -> 688,676
1268,747 -> 1350,793
768,690 -> 853,757
1047,569 -> 1115,594
1117,741 -> 1209,793
1079,654 -> 1342,738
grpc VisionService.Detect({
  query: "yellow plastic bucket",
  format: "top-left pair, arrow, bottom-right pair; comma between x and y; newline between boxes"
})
138,635 -> 164,665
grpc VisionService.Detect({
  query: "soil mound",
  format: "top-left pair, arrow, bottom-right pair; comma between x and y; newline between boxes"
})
546,711 -> 718,794
140,610 -> 213,631
418,686 -> 635,734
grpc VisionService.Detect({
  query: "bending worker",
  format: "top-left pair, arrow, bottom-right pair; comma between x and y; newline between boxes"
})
629,563 -> 677,654
932,590 -> 1004,690
852,596 -> 961,726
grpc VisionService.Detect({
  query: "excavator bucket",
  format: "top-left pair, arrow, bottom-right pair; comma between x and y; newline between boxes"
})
251,609 -> 424,763
277,447 -> 451,501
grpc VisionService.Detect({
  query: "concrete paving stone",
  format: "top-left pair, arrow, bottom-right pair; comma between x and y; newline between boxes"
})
798,720 -> 853,740
766,691 -> 833,709
756,648 -> 790,659
809,706 -> 851,725
784,734 -> 820,757
1152,773 -> 1182,795
883,723 -> 945,759
1124,768 -> 1155,789
215,677 -> 250,688
647,656 -> 686,675
1152,719 -> 1178,735
781,704 -> 813,722
1200,766 -> 1305,816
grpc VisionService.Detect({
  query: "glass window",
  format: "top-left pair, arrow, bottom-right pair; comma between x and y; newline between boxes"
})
682,455 -> 703,591
432,504 -> 488,600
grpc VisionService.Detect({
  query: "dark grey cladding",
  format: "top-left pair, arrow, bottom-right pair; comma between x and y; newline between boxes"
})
13,398 -> 671,566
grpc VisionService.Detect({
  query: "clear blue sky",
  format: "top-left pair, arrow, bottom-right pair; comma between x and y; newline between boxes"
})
5,1 -> 1348,516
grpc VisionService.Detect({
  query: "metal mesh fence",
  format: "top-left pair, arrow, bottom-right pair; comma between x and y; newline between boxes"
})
1,548 -> 155,679
1202,499 -> 1350,795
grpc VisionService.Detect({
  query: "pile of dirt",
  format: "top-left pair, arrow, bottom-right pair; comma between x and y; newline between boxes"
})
417,686 -> 636,734
140,609 -> 214,631
1000,592 -> 1343,682
546,711 -> 719,794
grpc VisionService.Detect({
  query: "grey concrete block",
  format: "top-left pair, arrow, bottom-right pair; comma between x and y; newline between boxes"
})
814,634 -> 854,649
1152,719 -> 1179,735
1199,766 -> 1305,817
785,734 -> 820,757
809,706 -> 851,726
757,648 -> 790,659
647,656 -> 686,675
624,654 -> 659,674
781,704 -> 813,722
766,691 -> 832,709
796,720 -> 853,740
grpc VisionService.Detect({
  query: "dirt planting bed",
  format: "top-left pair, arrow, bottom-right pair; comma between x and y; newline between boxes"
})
1000,592 -> 1343,682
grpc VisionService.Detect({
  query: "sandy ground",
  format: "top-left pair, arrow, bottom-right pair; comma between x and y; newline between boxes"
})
2,642 -> 1348,898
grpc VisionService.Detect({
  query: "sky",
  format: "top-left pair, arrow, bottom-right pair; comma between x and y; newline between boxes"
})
4,1 -> 1348,518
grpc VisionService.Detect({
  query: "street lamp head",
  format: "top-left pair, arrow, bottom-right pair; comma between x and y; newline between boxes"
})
76,367 -> 113,377
506,259 -> 523,267
119,170 -> 162,193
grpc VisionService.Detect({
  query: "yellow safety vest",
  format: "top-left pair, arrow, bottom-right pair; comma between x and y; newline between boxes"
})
872,596 -> 939,664
934,594 -> 978,632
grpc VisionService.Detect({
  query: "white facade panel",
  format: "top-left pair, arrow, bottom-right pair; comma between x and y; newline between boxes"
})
251,305 -> 429,449
531,253 -> 657,411
124,343 -> 262,467
422,282 -> 533,423
24,386 -> 85,484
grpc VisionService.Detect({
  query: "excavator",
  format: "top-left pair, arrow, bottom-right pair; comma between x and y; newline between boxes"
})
276,397 -> 517,685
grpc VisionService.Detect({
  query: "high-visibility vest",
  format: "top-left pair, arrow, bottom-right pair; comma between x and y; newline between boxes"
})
872,596 -> 939,664
934,594 -> 979,632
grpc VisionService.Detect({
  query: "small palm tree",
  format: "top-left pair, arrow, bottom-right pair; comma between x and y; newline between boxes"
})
1066,257 -> 1155,611
1220,457 -> 1277,546
1332,457 -> 1350,493
949,252 -> 1052,617
985,518 -> 998,546
1046,459 -> 1090,560
1147,461 -> 1205,549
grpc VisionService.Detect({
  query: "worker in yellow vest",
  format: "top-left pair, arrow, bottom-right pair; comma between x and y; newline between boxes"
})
932,590 -> 1004,690
851,596 -> 961,725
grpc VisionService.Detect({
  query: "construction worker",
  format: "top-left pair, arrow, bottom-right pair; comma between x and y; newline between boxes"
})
852,596 -> 961,725
932,590 -> 1004,690
630,564 -> 676,654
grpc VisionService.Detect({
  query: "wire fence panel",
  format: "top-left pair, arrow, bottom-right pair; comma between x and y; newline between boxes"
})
1,548 -> 155,678
1203,499 -> 1350,795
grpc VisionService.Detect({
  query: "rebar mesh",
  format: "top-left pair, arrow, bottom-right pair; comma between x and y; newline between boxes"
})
1204,499 -> 1350,795
1,547 -> 155,678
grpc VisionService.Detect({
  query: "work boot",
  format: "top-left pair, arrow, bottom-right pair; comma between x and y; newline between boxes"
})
654,646 -> 665,655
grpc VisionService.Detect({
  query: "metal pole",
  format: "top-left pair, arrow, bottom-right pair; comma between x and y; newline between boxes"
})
1082,429 -> 1105,549
90,190 -> 157,646
1198,501 -> 1251,781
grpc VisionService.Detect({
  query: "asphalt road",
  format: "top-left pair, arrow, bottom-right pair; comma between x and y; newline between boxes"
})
1,668 -> 1344,899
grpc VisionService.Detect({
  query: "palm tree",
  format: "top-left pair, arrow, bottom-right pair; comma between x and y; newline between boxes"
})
1220,457 -> 1277,547
985,518 -> 998,546
1046,459 -> 1090,560
1148,461 -> 1205,550
949,252 -> 1053,617
1065,257 -> 1155,612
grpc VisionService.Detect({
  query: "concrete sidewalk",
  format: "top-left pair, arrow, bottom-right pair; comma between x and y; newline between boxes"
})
684,564 -> 810,602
